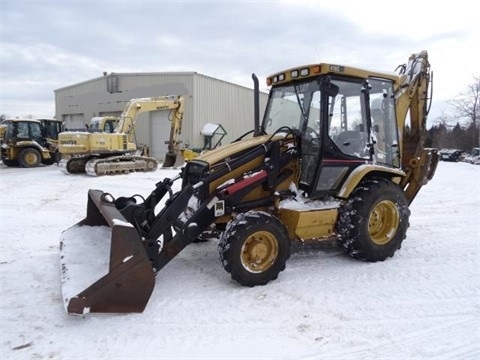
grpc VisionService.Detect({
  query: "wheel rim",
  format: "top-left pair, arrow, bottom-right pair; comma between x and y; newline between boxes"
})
368,200 -> 400,245
240,231 -> 278,273
24,151 -> 39,166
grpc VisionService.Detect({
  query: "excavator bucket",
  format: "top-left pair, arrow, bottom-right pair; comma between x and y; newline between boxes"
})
162,150 -> 184,168
60,189 -> 155,315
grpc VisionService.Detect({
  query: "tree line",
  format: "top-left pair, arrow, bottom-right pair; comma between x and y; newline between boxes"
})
425,121 -> 479,151
425,75 -> 479,152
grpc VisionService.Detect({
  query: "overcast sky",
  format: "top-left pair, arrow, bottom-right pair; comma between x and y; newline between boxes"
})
1,0 -> 478,126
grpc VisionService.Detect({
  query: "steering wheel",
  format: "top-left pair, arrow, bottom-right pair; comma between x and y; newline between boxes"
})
306,127 -> 319,138
305,127 -> 320,148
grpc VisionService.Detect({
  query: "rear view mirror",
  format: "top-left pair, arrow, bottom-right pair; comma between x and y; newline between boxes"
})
320,78 -> 339,97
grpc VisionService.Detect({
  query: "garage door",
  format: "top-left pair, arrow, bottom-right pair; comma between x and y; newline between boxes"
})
63,114 -> 84,130
150,111 -> 173,161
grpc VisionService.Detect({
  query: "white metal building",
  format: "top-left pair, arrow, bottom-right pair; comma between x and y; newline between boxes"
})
54,72 -> 269,160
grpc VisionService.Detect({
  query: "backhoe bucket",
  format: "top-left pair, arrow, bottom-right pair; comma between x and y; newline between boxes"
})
162,150 -> 184,168
60,189 -> 155,315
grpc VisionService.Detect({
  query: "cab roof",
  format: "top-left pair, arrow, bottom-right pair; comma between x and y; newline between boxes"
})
266,62 -> 400,87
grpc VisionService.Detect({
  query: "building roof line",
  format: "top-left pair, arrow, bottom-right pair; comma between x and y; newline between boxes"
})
54,71 -> 258,93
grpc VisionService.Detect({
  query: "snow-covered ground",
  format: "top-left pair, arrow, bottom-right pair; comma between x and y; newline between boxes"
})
1,161 -> 479,359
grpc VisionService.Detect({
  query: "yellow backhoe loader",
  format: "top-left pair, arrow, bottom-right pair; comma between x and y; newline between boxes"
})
60,51 -> 438,315
1,118 -> 63,167
58,95 -> 184,175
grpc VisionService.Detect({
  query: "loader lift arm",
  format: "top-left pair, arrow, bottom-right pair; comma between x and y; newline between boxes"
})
116,132 -> 299,273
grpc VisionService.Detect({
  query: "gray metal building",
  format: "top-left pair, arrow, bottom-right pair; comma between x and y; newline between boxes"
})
54,72 -> 269,160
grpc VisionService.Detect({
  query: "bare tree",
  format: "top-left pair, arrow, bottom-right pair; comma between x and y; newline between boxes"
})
449,76 -> 480,147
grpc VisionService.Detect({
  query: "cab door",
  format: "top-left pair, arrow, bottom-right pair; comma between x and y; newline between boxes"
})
29,122 -> 44,146
306,77 -> 399,197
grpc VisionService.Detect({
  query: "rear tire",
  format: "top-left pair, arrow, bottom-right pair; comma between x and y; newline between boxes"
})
19,148 -> 41,167
218,211 -> 291,287
336,178 -> 410,261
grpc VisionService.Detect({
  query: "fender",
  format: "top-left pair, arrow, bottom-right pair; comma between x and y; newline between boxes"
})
337,164 -> 405,198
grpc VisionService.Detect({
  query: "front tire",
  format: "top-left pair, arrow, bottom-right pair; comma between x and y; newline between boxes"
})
218,211 -> 291,287
336,178 -> 410,261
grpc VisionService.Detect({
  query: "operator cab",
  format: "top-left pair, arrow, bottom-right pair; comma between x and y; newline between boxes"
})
39,119 -> 63,140
3,119 -> 45,145
262,70 -> 400,198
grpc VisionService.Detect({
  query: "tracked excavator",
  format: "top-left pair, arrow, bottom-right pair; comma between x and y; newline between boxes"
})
58,95 -> 184,176
60,51 -> 438,315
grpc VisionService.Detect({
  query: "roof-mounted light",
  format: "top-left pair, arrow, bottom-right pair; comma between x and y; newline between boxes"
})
300,68 -> 309,76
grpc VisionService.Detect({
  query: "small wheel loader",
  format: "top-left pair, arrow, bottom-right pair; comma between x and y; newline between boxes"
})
60,51 -> 439,315
1,118 -> 63,167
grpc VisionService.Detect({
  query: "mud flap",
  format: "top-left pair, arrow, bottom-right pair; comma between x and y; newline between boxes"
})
60,189 -> 155,315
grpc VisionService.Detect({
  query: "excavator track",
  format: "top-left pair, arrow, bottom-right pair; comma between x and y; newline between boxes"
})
59,157 -> 90,174
85,155 -> 158,176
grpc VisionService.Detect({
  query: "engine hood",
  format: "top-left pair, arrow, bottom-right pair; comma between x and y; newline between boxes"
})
196,134 -> 285,166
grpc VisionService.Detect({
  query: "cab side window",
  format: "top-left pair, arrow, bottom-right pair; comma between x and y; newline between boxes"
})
29,123 -> 43,144
368,79 -> 399,167
328,80 -> 368,158
17,122 -> 29,138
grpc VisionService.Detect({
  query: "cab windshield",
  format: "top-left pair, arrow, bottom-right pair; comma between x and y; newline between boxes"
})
262,76 -> 400,168
262,80 -> 318,135
5,122 -> 15,140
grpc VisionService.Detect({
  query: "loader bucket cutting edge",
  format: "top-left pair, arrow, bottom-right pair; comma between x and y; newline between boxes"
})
60,189 -> 155,315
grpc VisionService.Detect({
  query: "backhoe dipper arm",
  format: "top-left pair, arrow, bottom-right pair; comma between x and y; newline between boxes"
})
394,51 -> 439,203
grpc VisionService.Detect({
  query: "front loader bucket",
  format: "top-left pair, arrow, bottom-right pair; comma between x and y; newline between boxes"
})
60,189 -> 155,315
162,150 -> 184,168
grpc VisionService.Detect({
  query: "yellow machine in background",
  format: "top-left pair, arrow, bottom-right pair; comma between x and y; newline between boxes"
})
86,116 -> 118,133
181,123 -> 227,161
1,118 -> 63,167
58,95 -> 184,175
0,124 -> 6,144
60,51 -> 438,315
